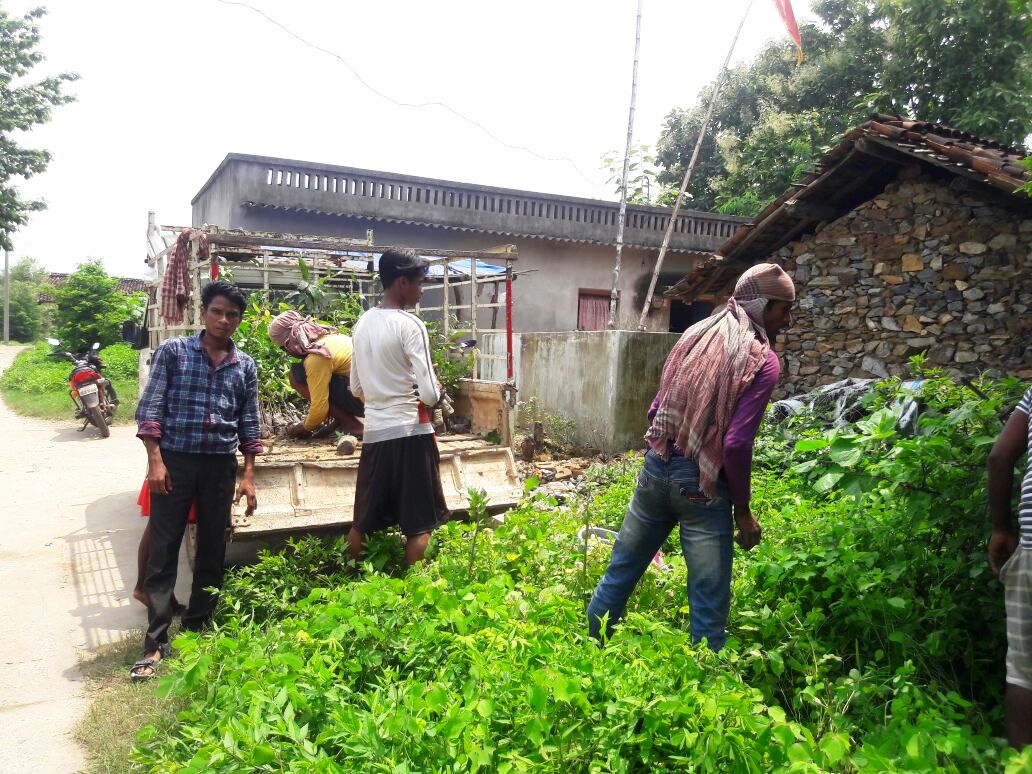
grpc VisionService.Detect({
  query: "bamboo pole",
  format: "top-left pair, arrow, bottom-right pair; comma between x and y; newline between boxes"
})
3,247 -> 9,344
606,0 -> 644,330
443,257 -> 450,338
637,0 -> 754,331
470,259 -> 479,379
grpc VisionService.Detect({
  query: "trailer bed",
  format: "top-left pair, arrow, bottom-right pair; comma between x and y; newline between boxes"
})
230,435 -> 521,538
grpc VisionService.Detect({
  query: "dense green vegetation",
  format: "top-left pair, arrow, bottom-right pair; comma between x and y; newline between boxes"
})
235,289 -> 472,425
656,0 -> 1032,215
0,341 -> 138,420
54,259 -> 142,352
122,370 -> 1032,771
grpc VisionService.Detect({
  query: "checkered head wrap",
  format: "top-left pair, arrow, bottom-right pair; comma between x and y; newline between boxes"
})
644,263 -> 795,498
268,310 -> 337,359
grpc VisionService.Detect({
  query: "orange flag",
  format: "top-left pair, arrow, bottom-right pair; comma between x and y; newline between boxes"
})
772,0 -> 804,63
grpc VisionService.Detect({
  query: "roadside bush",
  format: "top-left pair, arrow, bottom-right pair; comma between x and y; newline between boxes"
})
1,341 -> 139,421
97,342 -> 139,381
54,259 -> 125,351
129,372 -> 1031,772
0,342 -> 68,392
7,280 -> 42,341
1,342 -> 138,393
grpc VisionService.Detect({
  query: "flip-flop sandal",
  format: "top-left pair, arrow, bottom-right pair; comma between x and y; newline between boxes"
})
129,657 -> 160,681
129,644 -> 169,681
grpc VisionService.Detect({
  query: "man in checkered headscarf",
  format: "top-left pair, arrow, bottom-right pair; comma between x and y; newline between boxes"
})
588,263 -> 796,651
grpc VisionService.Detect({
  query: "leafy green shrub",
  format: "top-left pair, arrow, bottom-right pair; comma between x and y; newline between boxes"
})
0,342 -> 68,392
121,292 -> 148,327
233,295 -> 302,423
97,342 -> 139,381
1,341 -> 139,420
425,319 -> 474,401
1,341 -> 137,392
129,372 -> 1030,772
237,293 -> 471,425
136,507 -> 832,772
584,453 -> 641,530
7,280 -> 42,341
54,259 -> 127,351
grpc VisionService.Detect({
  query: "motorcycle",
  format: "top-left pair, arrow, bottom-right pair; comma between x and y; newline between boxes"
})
46,338 -> 119,438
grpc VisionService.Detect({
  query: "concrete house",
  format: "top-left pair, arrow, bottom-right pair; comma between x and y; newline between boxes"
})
191,154 -> 746,334
667,115 -> 1032,396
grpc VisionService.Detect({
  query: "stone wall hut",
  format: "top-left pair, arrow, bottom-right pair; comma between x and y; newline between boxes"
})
667,114 -> 1032,396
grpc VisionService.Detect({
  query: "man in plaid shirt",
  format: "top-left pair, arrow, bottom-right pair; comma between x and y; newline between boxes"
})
130,281 -> 261,680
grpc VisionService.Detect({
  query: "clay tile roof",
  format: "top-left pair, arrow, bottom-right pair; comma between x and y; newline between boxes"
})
666,114 -> 1031,301
38,272 -> 149,303
116,277 -> 149,294
863,114 -> 1028,188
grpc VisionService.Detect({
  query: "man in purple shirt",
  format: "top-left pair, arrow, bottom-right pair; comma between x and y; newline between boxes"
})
588,263 -> 795,650
130,281 -> 262,680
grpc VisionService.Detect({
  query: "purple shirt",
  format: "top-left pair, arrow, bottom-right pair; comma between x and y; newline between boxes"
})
648,350 -> 781,506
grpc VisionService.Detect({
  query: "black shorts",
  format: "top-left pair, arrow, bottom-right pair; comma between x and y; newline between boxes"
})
291,363 -> 364,418
353,433 -> 448,537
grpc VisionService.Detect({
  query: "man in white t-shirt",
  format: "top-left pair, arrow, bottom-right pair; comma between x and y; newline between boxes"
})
988,386 -> 1032,750
348,248 -> 447,566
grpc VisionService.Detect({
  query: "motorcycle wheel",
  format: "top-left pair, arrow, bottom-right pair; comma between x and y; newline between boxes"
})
87,405 -> 111,438
103,384 -> 119,422
105,382 -> 120,408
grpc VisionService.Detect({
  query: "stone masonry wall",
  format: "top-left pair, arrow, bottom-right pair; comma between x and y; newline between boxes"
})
769,172 -> 1031,397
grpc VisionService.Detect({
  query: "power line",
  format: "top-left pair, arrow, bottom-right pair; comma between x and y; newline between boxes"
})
214,0 -> 598,186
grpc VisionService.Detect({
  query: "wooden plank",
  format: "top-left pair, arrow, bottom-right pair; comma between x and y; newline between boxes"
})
168,227 -> 518,262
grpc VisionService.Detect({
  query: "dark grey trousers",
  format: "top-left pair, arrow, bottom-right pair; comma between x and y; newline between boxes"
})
143,450 -> 237,652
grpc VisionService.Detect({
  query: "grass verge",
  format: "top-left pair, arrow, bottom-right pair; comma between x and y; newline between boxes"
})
0,341 -> 139,422
1,379 -> 138,421
75,633 -> 183,774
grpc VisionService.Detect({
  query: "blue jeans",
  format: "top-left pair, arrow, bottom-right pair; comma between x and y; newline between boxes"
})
587,451 -> 734,650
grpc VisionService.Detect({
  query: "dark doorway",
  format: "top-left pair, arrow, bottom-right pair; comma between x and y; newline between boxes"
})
669,300 -> 714,333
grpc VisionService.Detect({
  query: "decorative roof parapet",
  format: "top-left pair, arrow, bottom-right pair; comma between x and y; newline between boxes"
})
193,153 -> 748,254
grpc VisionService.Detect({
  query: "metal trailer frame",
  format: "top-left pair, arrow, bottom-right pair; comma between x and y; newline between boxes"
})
145,214 -> 517,380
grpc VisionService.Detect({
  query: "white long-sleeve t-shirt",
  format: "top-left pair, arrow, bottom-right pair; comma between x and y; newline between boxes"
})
350,307 -> 440,444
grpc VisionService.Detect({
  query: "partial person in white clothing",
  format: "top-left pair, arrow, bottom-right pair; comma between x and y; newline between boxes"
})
348,248 -> 448,567
988,387 -> 1032,750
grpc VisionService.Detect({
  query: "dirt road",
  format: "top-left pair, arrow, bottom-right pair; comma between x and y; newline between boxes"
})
0,344 -> 189,772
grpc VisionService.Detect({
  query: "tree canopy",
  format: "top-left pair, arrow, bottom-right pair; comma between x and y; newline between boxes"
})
54,259 -> 125,351
4,256 -> 45,341
656,0 -> 1032,216
0,6 -> 77,249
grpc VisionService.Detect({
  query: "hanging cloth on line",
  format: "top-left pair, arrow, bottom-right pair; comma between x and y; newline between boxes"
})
161,228 -> 210,325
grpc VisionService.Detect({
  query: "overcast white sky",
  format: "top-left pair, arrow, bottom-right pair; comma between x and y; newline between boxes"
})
8,0 -> 815,279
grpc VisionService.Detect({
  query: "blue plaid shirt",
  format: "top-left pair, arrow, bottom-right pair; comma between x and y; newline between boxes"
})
136,333 -> 263,456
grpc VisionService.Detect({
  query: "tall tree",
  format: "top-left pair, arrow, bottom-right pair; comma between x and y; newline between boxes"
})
7,279 -> 40,341
10,254 -> 45,283
656,0 -> 1032,216
0,6 -> 77,249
